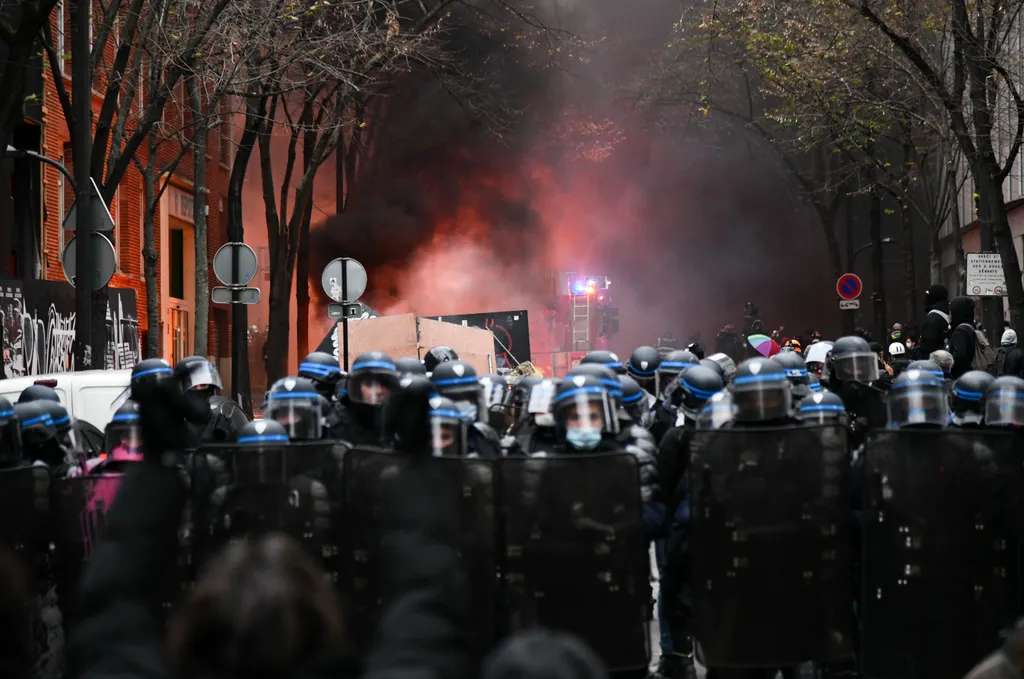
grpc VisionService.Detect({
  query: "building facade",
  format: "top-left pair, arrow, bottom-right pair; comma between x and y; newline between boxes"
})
1,3 -> 233,376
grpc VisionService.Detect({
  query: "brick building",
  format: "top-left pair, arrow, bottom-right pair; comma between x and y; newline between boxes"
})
2,3 -> 233,374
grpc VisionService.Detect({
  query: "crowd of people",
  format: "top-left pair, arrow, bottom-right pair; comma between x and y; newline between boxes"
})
0,286 -> 1023,679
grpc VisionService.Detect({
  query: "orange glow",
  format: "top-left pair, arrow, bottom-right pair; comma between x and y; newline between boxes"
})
586,286 -> 596,294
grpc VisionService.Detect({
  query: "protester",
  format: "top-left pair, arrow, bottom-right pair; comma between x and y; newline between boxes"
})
948,296 -> 978,378
999,329 -> 1022,377
919,284 -> 951,359
930,349 -> 955,393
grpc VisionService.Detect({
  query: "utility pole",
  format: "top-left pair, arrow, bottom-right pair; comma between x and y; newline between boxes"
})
72,0 -> 94,369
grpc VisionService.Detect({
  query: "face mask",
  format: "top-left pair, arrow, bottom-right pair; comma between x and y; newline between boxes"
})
565,427 -> 602,450
455,402 -> 478,423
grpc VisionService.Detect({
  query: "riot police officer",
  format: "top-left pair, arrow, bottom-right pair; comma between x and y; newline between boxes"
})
430,361 -> 500,459
507,374 -> 541,425
265,377 -> 323,441
502,377 -> 560,456
423,345 -> 458,373
479,373 -> 514,434
0,396 -> 22,465
729,357 -> 795,425
888,369 -> 947,428
334,352 -> 399,446
13,402 -> 66,471
796,391 -> 848,426
395,356 -> 427,377
619,375 -> 653,429
772,351 -> 812,405
984,376 -> 1024,427
174,356 -> 248,444
93,400 -> 146,473
580,349 -> 626,375
16,384 -> 60,404
115,358 -> 174,409
696,390 -> 735,430
627,345 -> 662,396
298,351 -> 346,402
823,336 -> 886,443
427,395 -> 469,457
949,370 -> 995,428
657,351 -> 699,396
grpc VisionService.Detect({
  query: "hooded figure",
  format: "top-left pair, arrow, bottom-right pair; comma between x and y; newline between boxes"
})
918,284 -> 951,359
996,329 -> 1018,376
948,296 -> 977,378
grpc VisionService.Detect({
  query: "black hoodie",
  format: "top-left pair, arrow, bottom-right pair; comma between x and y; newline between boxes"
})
918,284 -> 951,359
949,296 -> 977,378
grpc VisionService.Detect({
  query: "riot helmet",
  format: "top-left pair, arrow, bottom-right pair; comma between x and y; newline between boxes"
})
772,351 -> 811,402
430,361 -> 483,423
298,351 -> 344,400
730,358 -> 792,423
479,374 -> 513,432
696,390 -> 735,430
984,376 -> 1024,427
17,384 -> 60,404
627,346 -> 662,394
618,375 -> 653,429
949,370 -> 994,427
888,370 -> 946,429
395,357 -> 427,377
657,350 -> 699,392
567,363 -> 624,405
347,352 -> 400,407
0,397 -> 22,465
797,391 -> 848,426
706,353 -> 737,383
808,374 -> 822,393
526,378 -> 560,428
105,400 -> 144,462
698,358 -> 726,382
509,375 -> 542,423
675,365 -> 725,421
580,350 -> 626,375
36,401 -> 79,453
237,419 -> 290,445
906,359 -> 944,380
423,346 -> 459,373
265,377 -> 322,440
114,358 -> 174,409
427,394 -> 468,457
174,355 -> 223,395
823,336 -> 880,385
14,402 -> 63,466
553,374 -> 619,451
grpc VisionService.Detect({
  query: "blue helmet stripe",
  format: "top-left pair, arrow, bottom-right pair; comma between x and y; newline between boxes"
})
432,376 -> 479,387
133,366 -> 173,379
629,366 -> 656,376
660,361 -> 689,369
111,412 -> 141,423
954,387 -> 984,401
808,382 -> 822,392
268,391 -> 320,400
20,414 -> 51,427
300,362 -> 340,375
799,404 -> 845,413
555,385 -> 608,402
52,415 -> 70,426
681,378 -> 718,399
733,373 -> 788,386
352,360 -> 396,372
784,368 -> 808,378
237,434 -> 290,444
430,408 -> 464,419
0,409 -> 13,418
622,391 -> 645,404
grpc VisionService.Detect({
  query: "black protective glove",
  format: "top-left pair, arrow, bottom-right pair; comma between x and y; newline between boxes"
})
382,375 -> 435,455
133,375 -> 211,461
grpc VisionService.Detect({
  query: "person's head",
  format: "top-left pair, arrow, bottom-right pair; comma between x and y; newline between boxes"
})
483,629 -> 607,679
929,349 -> 954,375
168,534 -> 345,678
924,284 -> 948,309
1002,329 -> 1018,347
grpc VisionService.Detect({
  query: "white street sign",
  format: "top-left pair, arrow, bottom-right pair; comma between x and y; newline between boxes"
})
967,252 -> 1006,296
839,299 -> 860,310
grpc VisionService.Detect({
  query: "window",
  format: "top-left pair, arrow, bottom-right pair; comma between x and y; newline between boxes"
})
170,228 -> 184,299
58,143 -> 73,260
219,98 -> 234,167
55,0 -> 66,76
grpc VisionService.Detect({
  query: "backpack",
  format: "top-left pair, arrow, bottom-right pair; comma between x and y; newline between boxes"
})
958,323 -> 997,374
995,345 -> 1012,376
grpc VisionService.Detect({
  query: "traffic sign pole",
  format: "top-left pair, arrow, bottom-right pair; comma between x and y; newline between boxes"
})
341,256 -> 349,371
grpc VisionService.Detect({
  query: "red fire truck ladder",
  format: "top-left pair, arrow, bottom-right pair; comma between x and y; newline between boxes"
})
572,293 -> 591,351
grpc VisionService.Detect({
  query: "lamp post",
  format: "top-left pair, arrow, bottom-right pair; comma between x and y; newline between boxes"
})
851,237 -> 897,269
5,146 -> 77,191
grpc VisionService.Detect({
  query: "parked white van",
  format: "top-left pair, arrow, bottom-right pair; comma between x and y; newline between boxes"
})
0,370 -> 132,430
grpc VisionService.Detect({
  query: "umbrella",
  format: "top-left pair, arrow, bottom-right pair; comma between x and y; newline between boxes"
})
748,334 -> 780,358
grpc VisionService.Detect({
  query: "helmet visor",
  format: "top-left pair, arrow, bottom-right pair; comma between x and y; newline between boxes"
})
888,386 -> 946,427
266,396 -> 322,440
105,422 -> 144,461
731,373 -> 792,422
697,393 -> 735,430
429,413 -> 464,457
182,361 -> 223,393
797,403 -> 848,426
348,374 -> 394,406
831,352 -> 880,383
554,387 -> 617,435
985,387 -> 1024,426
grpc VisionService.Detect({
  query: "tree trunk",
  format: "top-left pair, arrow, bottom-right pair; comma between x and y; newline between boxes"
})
265,245 -> 292,385
977,163 -> 1024,331
295,105 -> 315,361
187,77 -> 210,357
870,188 -> 886,340
142,139 -> 161,358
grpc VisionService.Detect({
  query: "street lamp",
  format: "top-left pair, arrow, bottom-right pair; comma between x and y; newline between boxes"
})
5,145 -> 77,191
851,237 -> 897,270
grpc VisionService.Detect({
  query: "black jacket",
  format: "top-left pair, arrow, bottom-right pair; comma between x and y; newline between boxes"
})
949,296 -> 977,379
918,302 -> 951,359
1005,347 -> 1024,378
66,459 -> 468,679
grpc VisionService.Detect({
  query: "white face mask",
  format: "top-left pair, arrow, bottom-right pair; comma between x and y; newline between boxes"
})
455,402 -> 478,423
565,427 -> 602,450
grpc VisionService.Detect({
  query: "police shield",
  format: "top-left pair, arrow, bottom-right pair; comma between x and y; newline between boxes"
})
190,441 -> 341,573
339,447 -> 497,659
860,430 -> 1022,679
688,425 -> 854,667
51,474 -> 127,600
498,454 -> 651,673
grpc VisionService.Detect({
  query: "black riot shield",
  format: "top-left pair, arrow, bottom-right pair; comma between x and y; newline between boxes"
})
498,454 -> 651,673
688,425 -> 854,667
339,447 -> 497,661
190,441 -> 343,574
860,429 -> 1023,679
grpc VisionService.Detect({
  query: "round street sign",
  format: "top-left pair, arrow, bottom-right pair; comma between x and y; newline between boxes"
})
62,232 -> 116,290
321,257 -> 367,303
836,273 -> 863,301
212,242 -> 259,286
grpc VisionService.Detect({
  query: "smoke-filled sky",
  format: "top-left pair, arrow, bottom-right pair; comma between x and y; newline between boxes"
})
305,0 -> 835,355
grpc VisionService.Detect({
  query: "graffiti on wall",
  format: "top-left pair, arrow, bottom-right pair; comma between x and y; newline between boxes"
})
0,279 -> 140,378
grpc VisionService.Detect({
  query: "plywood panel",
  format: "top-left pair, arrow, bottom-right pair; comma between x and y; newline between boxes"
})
417,317 -> 496,375
338,314 -> 419,367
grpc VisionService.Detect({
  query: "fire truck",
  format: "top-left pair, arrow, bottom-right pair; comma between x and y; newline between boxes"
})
553,272 -> 618,369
